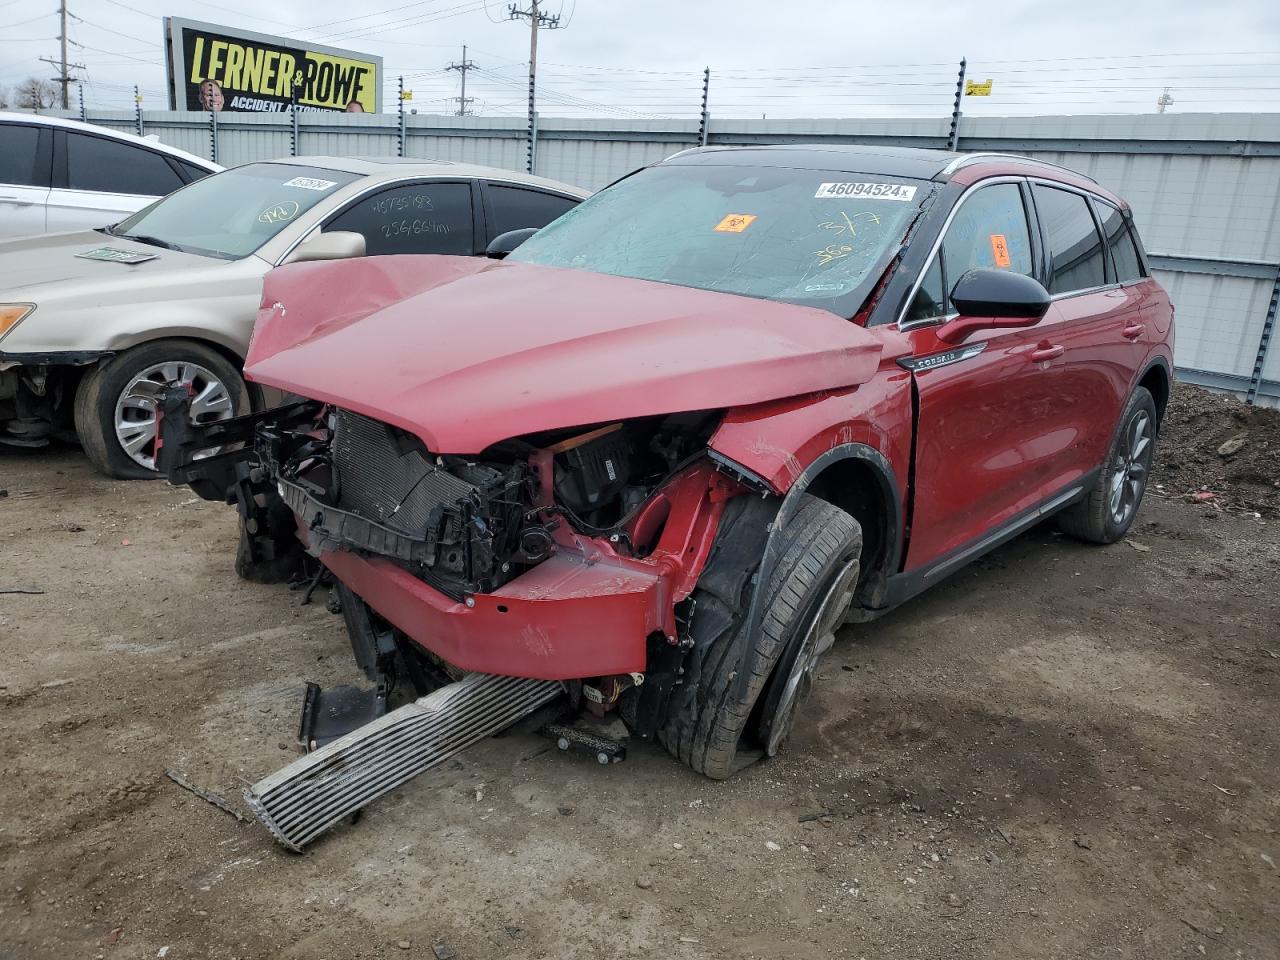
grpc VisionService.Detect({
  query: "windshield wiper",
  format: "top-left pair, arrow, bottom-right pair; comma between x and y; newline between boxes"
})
120,233 -> 179,251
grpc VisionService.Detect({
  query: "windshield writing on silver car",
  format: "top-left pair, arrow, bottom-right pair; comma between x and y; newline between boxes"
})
110,163 -> 360,260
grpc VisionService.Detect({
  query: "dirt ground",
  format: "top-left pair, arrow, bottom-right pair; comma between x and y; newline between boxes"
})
1,386 -> 1278,960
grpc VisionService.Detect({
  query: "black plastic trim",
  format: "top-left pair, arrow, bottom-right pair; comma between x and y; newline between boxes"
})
0,349 -> 112,366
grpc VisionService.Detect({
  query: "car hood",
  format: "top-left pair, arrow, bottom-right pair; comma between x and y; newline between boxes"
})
0,230 -> 255,305
247,255 -> 884,453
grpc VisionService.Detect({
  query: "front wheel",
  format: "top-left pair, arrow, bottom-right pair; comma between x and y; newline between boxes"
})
1057,385 -> 1158,544
658,494 -> 862,780
75,339 -> 249,480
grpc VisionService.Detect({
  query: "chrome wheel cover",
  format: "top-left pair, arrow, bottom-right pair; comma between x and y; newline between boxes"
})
114,360 -> 235,470
1108,408 -> 1153,527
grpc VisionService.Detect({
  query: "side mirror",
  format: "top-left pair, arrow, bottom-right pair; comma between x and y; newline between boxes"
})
485,227 -> 538,259
283,230 -> 366,265
936,269 -> 1051,345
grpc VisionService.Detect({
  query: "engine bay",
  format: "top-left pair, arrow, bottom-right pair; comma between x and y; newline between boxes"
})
182,397 -> 724,600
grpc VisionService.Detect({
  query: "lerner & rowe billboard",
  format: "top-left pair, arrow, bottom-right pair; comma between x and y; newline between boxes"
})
164,17 -> 382,114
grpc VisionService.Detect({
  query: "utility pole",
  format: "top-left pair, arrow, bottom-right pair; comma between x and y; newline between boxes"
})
1156,87 -> 1174,113
39,0 -> 83,109
446,45 -> 477,116
508,1 -> 561,173
58,0 -> 68,108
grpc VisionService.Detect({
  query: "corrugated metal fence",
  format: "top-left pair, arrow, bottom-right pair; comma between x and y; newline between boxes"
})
47,107 -> 1280,406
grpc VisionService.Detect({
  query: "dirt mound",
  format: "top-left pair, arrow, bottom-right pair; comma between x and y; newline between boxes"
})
1156,382 -> 1280,515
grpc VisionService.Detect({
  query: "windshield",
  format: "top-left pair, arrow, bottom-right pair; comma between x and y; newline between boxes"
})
109,163 -> 361,260
508,163 -> 931,316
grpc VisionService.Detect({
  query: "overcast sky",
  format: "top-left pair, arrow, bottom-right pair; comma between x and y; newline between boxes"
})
2,0 -> 1279,117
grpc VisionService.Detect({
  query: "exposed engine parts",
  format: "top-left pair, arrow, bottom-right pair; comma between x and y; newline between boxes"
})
164,391 -> 724,602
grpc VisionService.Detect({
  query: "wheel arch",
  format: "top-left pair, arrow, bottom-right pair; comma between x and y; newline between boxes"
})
1136,355 -> 1171,429
715,440 -> 905,630
77,334 -> 258,410
793,444 -> 904,609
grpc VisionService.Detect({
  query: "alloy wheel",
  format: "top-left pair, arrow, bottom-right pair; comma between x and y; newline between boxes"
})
114,360 -> 235,470
762,556 -> 861,757
1108,408 -> 1153,527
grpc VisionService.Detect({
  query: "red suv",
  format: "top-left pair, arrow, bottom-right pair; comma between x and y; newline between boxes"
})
167,146 -> 1173,780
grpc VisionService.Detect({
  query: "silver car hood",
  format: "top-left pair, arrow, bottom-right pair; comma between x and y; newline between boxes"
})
0,230 -> 266,305
0,230 -> 270,357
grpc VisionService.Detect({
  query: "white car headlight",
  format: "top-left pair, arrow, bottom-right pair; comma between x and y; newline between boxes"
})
0,304 -> 35,343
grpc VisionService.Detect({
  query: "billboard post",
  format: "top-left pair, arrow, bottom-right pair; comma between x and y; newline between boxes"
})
164,17 -> 382,114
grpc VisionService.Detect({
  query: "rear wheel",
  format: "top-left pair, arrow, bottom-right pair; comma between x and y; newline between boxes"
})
658,494 -> 862,780
75,339 -> 248,479
1057,386 -> 1158,544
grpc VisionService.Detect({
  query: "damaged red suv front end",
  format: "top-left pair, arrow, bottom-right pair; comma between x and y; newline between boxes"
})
162,244 -> 885,701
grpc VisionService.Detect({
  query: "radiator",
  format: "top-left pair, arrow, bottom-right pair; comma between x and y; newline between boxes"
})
245,673 -> 562,851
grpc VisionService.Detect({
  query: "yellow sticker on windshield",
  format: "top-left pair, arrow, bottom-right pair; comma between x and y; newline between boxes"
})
714,214 -> 756,233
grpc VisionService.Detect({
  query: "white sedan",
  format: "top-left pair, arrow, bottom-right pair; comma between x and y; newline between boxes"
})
0,155 -> 589,477
0,112 -> 220,238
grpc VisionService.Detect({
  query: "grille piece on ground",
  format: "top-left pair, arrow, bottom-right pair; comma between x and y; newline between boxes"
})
245,673 -> 562,851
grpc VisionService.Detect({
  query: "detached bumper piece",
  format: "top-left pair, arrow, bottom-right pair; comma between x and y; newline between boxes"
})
245,673 -> 561,851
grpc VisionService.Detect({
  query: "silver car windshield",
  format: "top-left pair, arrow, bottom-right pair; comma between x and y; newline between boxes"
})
508,163 -> 930,317
108,163 -> 361,260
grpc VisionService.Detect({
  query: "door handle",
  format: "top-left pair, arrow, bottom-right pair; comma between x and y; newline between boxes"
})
1030,343 -> 1065,363
1122,323 -> 1145,340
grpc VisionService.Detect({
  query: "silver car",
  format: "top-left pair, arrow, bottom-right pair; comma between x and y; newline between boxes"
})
0,156 -> 588,478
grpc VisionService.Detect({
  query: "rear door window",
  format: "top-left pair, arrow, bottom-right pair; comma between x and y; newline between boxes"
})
940,182 -> 1034,309
0,124 -> 46,186
327,181 -> 475,256
1096,201 -> 1144,283
1033,185 -> 1107,294
484,183 -> 579,240
65,132 -> 186,196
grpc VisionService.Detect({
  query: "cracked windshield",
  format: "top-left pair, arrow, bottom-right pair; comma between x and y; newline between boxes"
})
509,163 -> 928,315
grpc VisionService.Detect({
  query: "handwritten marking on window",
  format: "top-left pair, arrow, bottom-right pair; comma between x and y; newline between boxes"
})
814,243 -> 853,266
817,210 -> 882,238
257,200 -> 300,224
372,194 -> 434,216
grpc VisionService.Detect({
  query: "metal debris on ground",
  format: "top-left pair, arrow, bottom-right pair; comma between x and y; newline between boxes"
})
245,673 -> 562,850
164,768 -> 248,822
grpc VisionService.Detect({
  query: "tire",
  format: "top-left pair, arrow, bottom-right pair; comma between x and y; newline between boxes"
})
1056,386 -> 1158,544
657,494 -> 862,780
74,339 -> 249,480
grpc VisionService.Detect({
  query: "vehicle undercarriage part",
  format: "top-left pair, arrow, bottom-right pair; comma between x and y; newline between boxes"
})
542,715 -> 629,765
247,672 -> 563,851
297,681 -> 388,753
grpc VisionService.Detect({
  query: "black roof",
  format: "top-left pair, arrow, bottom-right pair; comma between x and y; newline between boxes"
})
662,144 -> 961,180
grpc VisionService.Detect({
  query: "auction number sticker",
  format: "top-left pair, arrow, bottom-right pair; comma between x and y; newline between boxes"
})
283,176 -> 338,191
814,182 -> 917,201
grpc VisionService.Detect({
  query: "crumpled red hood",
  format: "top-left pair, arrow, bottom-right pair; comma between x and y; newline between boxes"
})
246,255 -> 883,453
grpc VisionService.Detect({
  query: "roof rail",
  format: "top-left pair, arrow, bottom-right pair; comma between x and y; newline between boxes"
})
940,152 -> 1098,184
